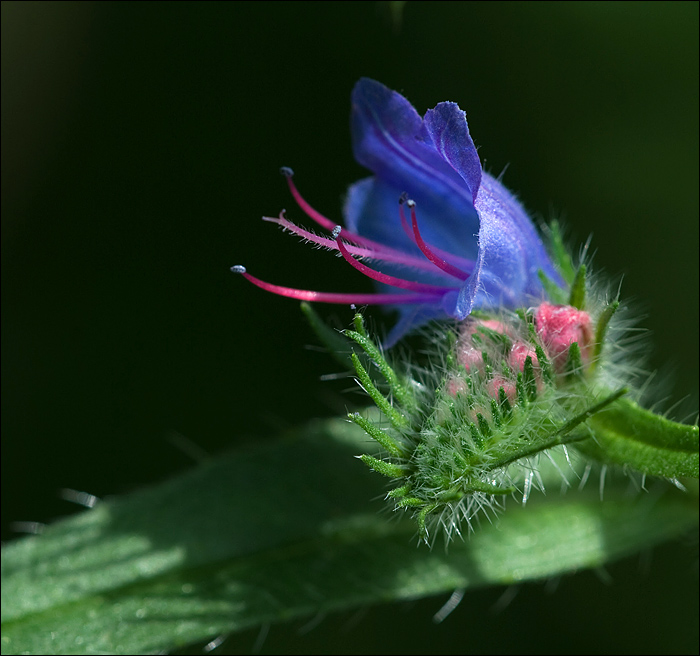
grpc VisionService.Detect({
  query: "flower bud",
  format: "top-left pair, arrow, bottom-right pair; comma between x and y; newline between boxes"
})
488,376 -> 517,403
535,302 -> 593,371
509,341 -> 539,372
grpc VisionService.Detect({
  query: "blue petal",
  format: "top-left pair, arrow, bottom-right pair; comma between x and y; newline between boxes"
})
351,79 -> 480,247
452,173 -> 561,319
418,102 -> 481,202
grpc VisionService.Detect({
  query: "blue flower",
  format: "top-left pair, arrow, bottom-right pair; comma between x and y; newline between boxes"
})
233,78 -> 562,345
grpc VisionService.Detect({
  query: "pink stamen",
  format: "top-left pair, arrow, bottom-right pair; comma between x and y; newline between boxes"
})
280,167 -> 337,232
231,265 -> 445,305
399,197 -> 475,272
281,167 -> 400,253
408,200 -> 470,281
281,169 -> 476,275
263,212 -> 446,274
333,226 -> 455,294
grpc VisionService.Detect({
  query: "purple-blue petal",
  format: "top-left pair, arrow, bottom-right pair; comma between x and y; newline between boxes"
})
418,102 -> 481,202
351,79 -> 479,224
452,172 -> 561,319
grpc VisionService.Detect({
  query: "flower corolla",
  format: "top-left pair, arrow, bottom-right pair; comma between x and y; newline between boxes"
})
233,78 -> 561,344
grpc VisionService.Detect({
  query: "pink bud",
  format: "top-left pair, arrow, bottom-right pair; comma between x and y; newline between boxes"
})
509,341 -> 539,372
464,319 -> 512,337
446,377 -> 468,398
535,302 -> 593,371
458,345 -> 484,372
488,376 -> 517,403
457,319 -> 513,373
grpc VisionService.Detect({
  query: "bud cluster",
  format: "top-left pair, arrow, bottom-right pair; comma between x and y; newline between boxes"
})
342,248 -> 635,543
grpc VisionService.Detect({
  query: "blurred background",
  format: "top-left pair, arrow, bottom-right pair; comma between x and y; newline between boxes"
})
2,2 -> 697,653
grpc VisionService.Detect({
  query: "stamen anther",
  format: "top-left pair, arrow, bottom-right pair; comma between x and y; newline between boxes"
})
280,166 -> 294,177
231,265 -> 247,274
399,196 -> 414,242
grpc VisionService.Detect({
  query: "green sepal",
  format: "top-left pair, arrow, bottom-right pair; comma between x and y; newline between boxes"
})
578,397 -> 700,478
566,341 -> 584,377
481,351 -> 492,377
387,485 -> 410,498
358,454 -> 406,479
516,371 -> 527,407
396,496 -> 424,508
538,269 -> 568,305
352,312 -> 369,338
534,343 -> 554,386
468,422 -> 484,449
498,386 -> 512,417
591,300 -> 619,372
490,398 -> 503,428
444,329 -> 459,368
463,481 -> 516,496
348,412 -> 403,457
568,263 -> 587,309
547,219 -> 577,285
476,412 -> 492,438
345,315 -> 417,413
523,355 -> 538,402
416,502 -> 438,543
351,353 -> 408,430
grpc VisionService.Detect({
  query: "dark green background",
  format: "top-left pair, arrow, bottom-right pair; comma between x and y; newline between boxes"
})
2,2 -> 698,654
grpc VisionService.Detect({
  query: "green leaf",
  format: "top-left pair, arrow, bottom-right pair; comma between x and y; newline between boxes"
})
2,415 -> 697,655
578,397 -> 699,478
